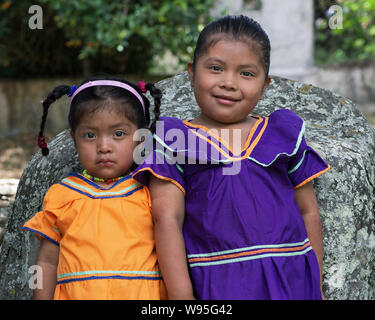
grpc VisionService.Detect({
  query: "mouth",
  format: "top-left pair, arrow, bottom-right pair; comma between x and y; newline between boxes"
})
213,95 -> 240,105
97,159 -> 115,167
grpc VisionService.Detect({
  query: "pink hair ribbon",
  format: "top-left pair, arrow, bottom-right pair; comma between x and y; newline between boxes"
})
70,80 -> 145,114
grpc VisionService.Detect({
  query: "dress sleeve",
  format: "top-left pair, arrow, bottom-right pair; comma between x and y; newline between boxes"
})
287,135 -> 330,189
132,117 -> 186,195
22,185 -> 62,245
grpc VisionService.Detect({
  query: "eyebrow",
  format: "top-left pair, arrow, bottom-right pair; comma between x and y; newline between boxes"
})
238,63 -> 259,70
109,122 -> 132,129
205,57 -> 225,64
78,122 -> 132,130
204,57 -> 259,70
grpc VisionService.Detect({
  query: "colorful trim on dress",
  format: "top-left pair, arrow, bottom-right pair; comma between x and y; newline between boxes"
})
288,150 -> 308,174
187,238 -> 312,267
133,167 -> 186,195
247,121 -> 306,167
22,226 -> 60,246
57,270 -> 162,284
183,116 -> 264,155
154,149 -> 184,173
183,117 -> 268,161
59,176 -> 143,199
69,171 -> 133,190
294,165 -> 331,189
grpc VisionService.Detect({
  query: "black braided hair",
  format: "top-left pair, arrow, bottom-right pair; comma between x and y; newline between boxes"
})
68,77 -> 151,133
38,77 -> 162,157
145,83 -> 162,135
38,85 -> 70,156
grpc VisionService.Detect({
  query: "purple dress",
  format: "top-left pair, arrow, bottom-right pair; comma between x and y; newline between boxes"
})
134,109 -> 330,300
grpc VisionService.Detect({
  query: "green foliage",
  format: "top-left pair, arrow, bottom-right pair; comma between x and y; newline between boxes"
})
0,0 -> 83,77
0,0 -> 214,77
39,0 -> 214,73
315,0 -> 375,65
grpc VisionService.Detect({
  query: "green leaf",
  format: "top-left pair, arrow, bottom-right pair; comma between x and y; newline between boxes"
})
369,25 -> 375,36
354,38 -> 365,48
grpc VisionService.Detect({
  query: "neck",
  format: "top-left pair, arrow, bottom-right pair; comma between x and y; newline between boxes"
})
82,169 -> 126,185
192,112 -> 252,130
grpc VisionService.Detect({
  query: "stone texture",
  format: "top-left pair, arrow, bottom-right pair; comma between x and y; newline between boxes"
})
0,72 -> 374,300
0,179 -> 19,256
0,132 -> 81,300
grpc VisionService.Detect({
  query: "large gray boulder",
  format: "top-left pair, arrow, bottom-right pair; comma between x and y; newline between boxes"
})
0,72 -> 374,299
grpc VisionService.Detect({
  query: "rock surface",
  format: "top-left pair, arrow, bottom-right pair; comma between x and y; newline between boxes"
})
0,179 -> 19,252
0,72 -> 374,300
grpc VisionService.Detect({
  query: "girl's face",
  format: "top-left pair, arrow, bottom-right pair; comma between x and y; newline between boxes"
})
188,37 -> 270,125
71,106 -> 139,181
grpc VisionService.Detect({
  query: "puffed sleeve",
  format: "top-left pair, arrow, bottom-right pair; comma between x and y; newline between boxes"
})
133,117 -> 186,195
22,184 -> 62,245
248,109 -> 330,189
287,135 -> 330,189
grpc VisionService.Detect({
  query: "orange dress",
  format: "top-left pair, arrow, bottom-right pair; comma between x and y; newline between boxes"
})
23,172 -> 166,300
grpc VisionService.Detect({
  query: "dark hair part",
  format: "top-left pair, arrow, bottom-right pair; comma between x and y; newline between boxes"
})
192,15 -> 271,80
38,76 -> 162,156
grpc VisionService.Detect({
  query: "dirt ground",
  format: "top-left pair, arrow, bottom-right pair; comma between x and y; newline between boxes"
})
0,133 -> 39,179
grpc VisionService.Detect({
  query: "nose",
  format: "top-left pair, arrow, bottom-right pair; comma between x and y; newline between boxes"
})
97,136 -> 112,153
220,72 -> 237,90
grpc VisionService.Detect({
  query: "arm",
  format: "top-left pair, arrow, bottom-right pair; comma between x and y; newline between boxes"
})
149,176 -> 195,300
33,238 -> 59,300
294,181 -> 324,298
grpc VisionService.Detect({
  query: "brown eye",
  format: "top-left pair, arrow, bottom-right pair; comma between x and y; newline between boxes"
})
240,71 -> 254,77
114,130 -> 126,137
84,132 -> 95,139
209,65 -> 222,72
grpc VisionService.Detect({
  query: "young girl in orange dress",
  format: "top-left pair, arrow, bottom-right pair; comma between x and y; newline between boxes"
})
23,77 -> 166,300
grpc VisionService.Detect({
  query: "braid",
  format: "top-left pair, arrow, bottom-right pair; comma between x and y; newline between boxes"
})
38,85 -> 70,156
145,83 -> 162,134
142,97 -> 151,129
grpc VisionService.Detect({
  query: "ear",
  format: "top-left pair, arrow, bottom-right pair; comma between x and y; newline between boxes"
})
265,76 -> 271,87
187,62 -> 194,88
70,130 -> 76,145
260,76 -> 271,100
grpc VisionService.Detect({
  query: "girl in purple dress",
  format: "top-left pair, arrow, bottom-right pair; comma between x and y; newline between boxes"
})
134,15 -> 330,300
